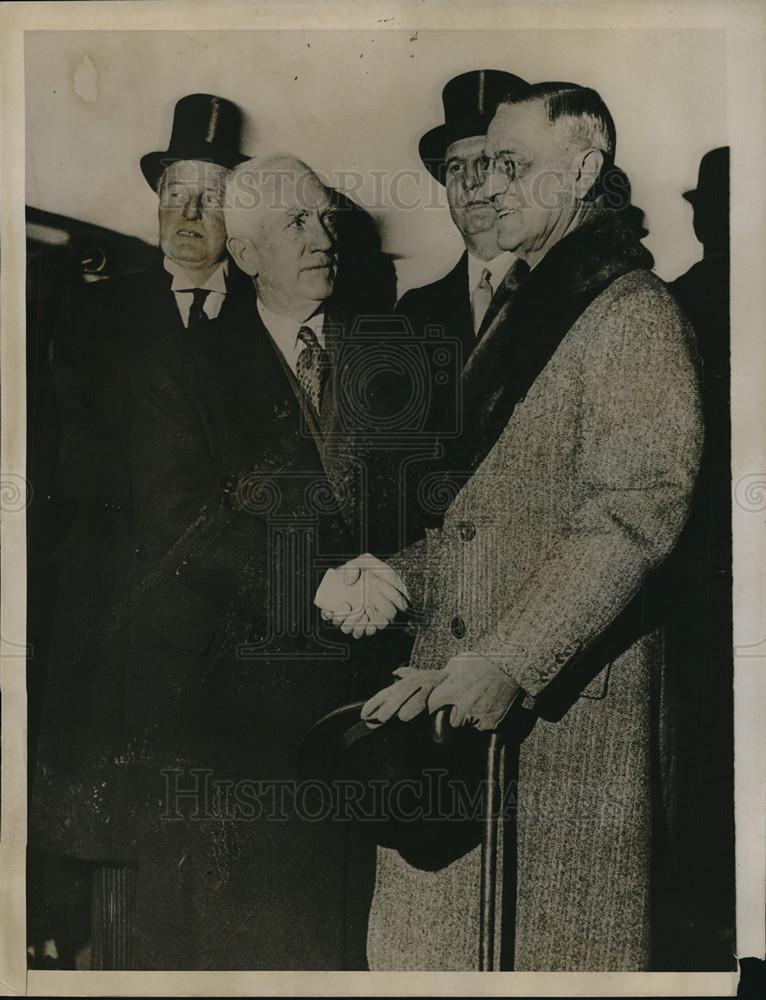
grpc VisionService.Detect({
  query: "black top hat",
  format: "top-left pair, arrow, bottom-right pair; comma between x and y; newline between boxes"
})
683,146 -> 729,204
419,69 -> 529,185
140,93 -> 249,191
297,701 -> 489,870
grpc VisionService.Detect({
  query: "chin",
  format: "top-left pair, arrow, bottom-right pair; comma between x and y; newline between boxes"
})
300,273 -> 334,301
461,209 -> 496,236
496,220 -> 525,253
168,246 -> 213,265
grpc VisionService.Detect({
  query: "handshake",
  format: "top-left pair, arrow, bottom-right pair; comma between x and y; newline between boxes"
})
314,554 -> 410,638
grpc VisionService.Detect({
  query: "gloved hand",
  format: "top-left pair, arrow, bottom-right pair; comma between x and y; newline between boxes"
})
361,666 -> 447,728
314,554 -> 409,638
427,652 -> 522,731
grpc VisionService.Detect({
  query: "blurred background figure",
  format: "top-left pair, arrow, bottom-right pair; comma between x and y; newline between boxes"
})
662,145 -> 733,970
671,146 -> 730,386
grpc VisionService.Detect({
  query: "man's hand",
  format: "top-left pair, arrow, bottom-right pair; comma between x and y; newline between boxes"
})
361,667 -> 447,727
314,554 -> 409,639
427,652 -> 521,731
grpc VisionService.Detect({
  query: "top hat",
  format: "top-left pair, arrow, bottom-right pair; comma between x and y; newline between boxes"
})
419,69 -> 529,185
297,701 -> 489,871
683,146 -> 729,204
140,93 -> 249,191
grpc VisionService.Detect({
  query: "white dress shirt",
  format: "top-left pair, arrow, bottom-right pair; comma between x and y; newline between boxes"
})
466,250 -> 517,304
163,257 -> 229,327
256,301 -> 326,377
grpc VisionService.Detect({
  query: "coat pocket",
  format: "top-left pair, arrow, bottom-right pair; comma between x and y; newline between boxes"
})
578,661 -> 612,699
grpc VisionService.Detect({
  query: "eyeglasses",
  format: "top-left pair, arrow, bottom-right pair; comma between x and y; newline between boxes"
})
483,154 -> 519,182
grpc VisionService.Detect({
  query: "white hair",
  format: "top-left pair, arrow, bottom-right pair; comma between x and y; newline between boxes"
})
224,153 -> 327,236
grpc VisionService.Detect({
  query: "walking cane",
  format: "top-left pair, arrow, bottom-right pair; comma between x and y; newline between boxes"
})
479,731 -> 503,971
432,707 -> 504,972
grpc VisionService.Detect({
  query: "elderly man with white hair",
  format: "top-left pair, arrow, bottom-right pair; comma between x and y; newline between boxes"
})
79,153 -> 410,970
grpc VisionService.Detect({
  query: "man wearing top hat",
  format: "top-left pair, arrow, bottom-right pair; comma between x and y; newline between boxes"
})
48,94 -> 251,573
28,94 -> 253,964
396,70 -> 530,432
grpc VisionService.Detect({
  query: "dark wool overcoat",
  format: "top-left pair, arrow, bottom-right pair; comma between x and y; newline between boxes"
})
32,285 -> 411,970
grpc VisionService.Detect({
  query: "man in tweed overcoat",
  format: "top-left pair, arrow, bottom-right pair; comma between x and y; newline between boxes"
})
322,83 -> 706,970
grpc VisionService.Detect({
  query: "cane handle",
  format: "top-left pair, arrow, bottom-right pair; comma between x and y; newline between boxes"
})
432,705 -> 452,745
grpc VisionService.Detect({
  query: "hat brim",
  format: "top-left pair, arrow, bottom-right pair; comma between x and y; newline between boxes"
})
140,148 -> 249,191
419,117 -> 496,185
297,702 -> 487,871
297,700 -> 489,868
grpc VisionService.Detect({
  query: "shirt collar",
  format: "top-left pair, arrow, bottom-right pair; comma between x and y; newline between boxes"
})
256,300 -> 326,363
467,249 -> 516,292
164,256 -> 229,293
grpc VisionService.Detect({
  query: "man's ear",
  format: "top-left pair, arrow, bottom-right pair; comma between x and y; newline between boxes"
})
573,148 -> 605,200
226,236 -> 258,277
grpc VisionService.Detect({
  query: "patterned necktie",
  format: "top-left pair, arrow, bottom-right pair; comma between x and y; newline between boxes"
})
471,267 -> 494,334
187,288 -> 211,329
296,325 -> 328,417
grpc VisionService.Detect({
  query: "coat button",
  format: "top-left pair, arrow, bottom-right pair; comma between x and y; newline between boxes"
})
450,615 -> 466,639
457,520 -> 476,542
221,474 -> 239,494
134,543 -> 147,560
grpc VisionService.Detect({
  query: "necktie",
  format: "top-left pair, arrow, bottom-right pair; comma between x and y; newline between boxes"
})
471,268 -> 494,334
187,288 -> 211,329
296,325 -> 328,417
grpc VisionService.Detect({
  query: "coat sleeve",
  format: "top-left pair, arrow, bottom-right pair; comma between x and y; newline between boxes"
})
52,285 -> 133,508
475,281 -> 704,698
130,345 -> 271,614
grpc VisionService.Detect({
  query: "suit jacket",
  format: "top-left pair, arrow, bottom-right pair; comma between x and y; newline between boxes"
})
368,214 -> 713,971
396,251 -> 518,396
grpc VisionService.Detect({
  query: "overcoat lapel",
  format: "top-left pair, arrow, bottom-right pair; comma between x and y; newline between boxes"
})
444,211 -> 654,494
476,257 -> 530,339
204,296 -> 359,536
142,261 -> 185,336
193,292 -> 327,480
446,253 -> 475,367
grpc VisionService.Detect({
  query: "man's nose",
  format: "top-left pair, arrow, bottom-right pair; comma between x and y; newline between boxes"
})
463,159 -> 485,191
181,194 -> 202,221
308,215 -> 334,252
485,167 -> 507,202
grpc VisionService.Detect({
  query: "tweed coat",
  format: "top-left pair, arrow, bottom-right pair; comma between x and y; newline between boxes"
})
366,216 -> 705,971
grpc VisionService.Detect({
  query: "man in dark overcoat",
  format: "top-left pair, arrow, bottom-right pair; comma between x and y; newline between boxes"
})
43,94 -> 251,615
28,93 -> 252,960
395,71 -> 530,428
393,70 -> 531,545
59,154 -> 410,969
